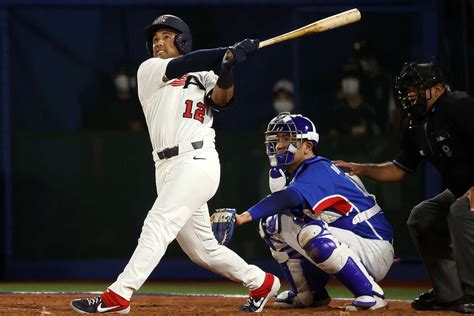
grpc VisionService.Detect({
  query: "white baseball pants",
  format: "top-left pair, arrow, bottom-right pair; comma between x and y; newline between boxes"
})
109,147 -> 265,300
278,214 -> 394,281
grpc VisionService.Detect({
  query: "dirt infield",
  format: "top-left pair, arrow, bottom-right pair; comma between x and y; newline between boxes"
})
0,293 -> 461,315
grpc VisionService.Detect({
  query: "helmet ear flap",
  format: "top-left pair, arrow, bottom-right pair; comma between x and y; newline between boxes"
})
146,41 -> 153,57
175,32 -> 192,54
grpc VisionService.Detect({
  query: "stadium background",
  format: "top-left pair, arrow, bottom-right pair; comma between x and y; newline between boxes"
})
0,0 -> 473,284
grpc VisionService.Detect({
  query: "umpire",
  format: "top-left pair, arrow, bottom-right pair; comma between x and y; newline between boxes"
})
335,61 -> 474,313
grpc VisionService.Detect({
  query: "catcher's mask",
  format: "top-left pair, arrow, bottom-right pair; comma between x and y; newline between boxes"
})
395,62 -> 447,118
144,14 -> 192,56
265,113 -> 319,167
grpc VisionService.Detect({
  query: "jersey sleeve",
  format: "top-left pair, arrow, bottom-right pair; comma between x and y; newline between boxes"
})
202,70 -> 218,95
246,188 -> 305,221
137,57 -> 172,99
393,119 -> 423,173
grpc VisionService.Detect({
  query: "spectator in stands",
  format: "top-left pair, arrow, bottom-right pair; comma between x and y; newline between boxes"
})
329,64 -> 380,136
83,64 -> 145,131
272,79 -> 295,114
352,40 -> 399,133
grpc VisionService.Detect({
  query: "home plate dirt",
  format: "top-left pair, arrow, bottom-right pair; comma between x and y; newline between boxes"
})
0,293 -> 460,315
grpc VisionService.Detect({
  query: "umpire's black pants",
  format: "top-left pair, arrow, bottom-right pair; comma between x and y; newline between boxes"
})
407,189 -> 474,302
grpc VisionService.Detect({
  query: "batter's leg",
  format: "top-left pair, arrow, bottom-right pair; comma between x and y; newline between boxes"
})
176,203 -> 265,289
109,154 -> 220,300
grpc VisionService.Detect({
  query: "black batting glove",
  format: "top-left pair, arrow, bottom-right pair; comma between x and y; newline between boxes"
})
235,38 -> 260,55
221,38 -> 260,71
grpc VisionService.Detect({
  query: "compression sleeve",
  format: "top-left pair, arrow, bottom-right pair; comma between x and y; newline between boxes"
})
247,188 -> 305,221
165,47 -> 227,79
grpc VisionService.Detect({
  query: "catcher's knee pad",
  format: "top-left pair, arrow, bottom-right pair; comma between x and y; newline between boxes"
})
297,221 -> 337,264
297,220 -> 329,248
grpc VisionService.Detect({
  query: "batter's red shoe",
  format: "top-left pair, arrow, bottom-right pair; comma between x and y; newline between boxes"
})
240,273 -> 281,312
70,289 -> 130,314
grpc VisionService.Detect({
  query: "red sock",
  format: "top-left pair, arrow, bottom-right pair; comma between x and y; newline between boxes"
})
250,273 -> 274,297
101,289 -> 130,307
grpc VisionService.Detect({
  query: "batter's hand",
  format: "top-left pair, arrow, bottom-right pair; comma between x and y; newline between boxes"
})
221,38 -> 260,71
333,160 -> 363,176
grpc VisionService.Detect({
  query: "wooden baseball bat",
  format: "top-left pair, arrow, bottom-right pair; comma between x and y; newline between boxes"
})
259,8 -> 361,48
225,9 -> 361,60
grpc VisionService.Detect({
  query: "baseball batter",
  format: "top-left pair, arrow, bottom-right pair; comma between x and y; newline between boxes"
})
236,113 -> 394,310
71,14 -> 280,314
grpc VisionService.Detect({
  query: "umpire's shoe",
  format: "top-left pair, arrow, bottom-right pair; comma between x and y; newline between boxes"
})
454,295 -> 474,314
411,289 -> 458,311
240,273 -> 280,312
70,289 -> 130,314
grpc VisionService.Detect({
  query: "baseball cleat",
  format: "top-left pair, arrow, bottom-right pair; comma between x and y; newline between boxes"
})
70,289 -> 130,314
345,294 -> 388,311
411,289 -> 459,311
274,289 -> 330,308
240,273 -> 281,312
274,290 -> 305,308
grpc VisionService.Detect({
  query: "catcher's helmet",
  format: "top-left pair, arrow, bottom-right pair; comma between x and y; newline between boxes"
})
395,62 -> 447,116
265,112 -> 319,167
144,14 -> 192,56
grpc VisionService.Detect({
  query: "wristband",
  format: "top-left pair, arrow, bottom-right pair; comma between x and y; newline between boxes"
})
216,68 -> 234,89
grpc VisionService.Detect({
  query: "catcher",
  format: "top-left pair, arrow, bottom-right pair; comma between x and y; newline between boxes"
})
212,112 -> 394,311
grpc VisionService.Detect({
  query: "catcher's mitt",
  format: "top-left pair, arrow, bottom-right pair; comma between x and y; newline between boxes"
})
210,208 -> 236,246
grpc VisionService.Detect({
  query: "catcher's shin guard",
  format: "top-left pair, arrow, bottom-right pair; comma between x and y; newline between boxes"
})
298,221 -> 384,301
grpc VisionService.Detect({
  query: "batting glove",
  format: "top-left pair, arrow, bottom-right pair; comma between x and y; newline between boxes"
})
221,38 -> 260,71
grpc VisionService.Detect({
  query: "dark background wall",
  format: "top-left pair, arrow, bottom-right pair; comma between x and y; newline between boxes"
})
1,0 -> 473,280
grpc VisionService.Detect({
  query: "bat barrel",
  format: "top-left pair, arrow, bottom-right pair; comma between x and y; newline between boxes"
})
258,9 -> 361,49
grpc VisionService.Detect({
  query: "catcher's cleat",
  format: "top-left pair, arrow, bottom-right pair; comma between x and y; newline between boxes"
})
70,289 -> 130,314
345,294 -> 388,311
240,273 -> 280,312
274,289 -> 330,308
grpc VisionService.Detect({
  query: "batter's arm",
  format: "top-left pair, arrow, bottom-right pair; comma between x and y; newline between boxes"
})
204,56 -> 235,108
210,85 -> 234,106
334,160 -> 407,183
165,47 -> 227,80
207,39 -> 259,107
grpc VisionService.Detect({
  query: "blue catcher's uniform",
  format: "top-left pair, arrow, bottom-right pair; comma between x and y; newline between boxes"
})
288,156 -> 393,242
255,113 -> 394,310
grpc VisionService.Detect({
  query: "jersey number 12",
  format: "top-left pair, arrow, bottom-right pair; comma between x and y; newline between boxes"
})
183,99 -> 205,123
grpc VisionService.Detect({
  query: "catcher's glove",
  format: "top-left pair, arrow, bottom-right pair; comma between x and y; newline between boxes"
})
210,208 -> 236,246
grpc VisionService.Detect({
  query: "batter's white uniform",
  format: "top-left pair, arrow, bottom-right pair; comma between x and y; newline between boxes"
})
108,57 -> 266,300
